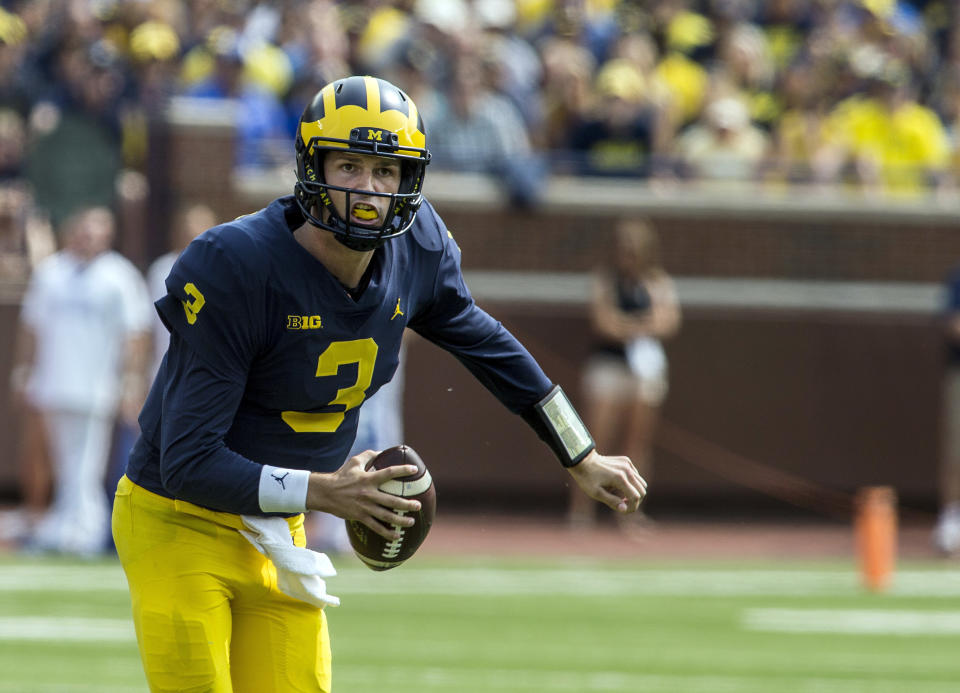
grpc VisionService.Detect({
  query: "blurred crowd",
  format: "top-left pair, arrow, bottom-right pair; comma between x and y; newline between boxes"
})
1,0 -> 960,250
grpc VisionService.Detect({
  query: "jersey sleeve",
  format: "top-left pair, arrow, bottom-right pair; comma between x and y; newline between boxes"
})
154,233 -> 265,383
947,269 -> 960,314
148,232 -> 269,512
156,330 -> 263,513
408,216 -> 553,414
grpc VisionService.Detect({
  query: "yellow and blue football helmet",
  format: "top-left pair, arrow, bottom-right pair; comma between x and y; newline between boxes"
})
294,75 -> 431,250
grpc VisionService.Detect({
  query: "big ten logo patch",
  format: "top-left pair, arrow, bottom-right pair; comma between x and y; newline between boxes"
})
287,315 -> 323,330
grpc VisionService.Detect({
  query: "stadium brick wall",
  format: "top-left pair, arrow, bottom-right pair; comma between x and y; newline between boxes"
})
429,207 -> 960,282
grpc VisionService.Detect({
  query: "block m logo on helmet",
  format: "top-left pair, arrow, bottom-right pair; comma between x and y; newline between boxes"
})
346,127 -> 401,152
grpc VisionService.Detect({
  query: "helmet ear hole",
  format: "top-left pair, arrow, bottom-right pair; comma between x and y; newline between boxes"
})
312,150 -> 327,184
399,161 -> 418,194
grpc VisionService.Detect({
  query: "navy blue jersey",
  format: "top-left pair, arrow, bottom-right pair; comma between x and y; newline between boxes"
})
126,196 -> 553,514
946,266 -> 960,366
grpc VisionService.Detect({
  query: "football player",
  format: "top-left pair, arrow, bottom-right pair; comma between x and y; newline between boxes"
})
112,75 -> 647,692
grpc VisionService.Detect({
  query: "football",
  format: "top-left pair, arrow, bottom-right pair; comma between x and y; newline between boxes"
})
346,445 -> 436,571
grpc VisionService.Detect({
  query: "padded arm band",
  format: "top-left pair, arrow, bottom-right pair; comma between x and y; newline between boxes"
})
521,385 -> 595,468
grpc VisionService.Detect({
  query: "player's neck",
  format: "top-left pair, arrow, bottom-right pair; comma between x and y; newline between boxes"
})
294,221 -> 373,290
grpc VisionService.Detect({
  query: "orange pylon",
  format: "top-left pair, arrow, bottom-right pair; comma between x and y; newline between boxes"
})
854,486 -> 898,592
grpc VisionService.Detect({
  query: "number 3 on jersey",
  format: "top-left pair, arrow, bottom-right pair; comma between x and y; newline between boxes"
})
282,338 -> 378,433
182,282 -> 206,325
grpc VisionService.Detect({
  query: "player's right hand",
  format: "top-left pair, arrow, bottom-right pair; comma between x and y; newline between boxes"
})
306,450 -> 421,540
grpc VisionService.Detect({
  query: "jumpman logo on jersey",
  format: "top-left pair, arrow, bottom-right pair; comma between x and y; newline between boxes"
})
390,298 -> 404,321
272,472 -> 289,490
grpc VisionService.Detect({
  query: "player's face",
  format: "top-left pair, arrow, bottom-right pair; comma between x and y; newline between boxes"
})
323,151 -> 402,227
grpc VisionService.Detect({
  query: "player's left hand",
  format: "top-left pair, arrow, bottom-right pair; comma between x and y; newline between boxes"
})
567,449 -> 647,513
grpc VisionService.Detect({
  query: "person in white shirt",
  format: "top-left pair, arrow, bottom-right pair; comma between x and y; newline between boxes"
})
12,206 -> 152,555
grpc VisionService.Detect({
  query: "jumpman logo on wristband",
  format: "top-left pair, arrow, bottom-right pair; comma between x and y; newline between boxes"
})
272,472 -> 290,490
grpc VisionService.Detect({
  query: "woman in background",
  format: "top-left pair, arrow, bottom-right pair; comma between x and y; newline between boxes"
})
570,218 -> 681,532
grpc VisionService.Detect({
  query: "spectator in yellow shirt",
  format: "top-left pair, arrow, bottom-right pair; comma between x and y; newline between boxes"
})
817,66 -> 950,195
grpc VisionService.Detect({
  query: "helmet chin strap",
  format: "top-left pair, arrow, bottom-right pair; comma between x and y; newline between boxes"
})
336,232 -> 382,252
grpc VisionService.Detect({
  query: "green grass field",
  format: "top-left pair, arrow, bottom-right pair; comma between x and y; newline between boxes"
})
1,553 -> 959,692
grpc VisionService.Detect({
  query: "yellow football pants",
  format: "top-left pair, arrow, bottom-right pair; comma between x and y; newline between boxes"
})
112,475 -> 332,693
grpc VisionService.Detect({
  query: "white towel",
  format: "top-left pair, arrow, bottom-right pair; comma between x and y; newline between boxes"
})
239,515 -> 341,608
625,337 -> 666,381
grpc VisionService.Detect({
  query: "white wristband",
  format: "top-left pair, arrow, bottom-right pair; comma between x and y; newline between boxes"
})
258,465 -> 311,513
